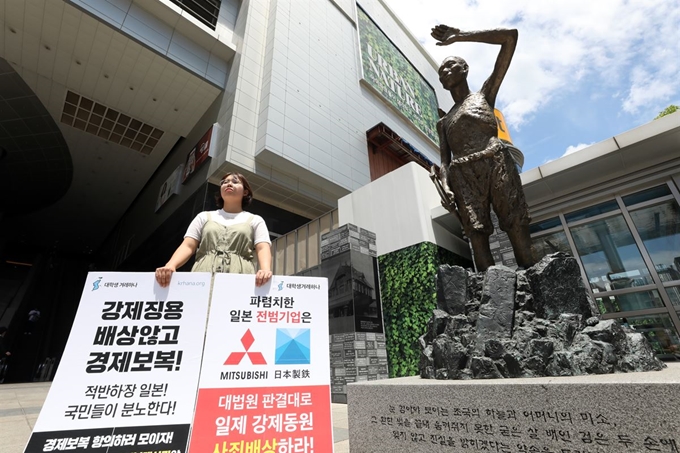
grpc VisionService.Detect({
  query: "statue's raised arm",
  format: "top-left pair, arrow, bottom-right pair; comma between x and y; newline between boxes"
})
431,26 -> 517,108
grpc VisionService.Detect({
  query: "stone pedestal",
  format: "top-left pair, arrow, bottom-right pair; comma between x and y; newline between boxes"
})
421,253 -> 664,379
348,364 -> 680,453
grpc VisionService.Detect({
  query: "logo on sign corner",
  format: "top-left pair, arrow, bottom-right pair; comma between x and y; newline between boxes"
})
92,277 -> 103,291
278,281 -> 284,291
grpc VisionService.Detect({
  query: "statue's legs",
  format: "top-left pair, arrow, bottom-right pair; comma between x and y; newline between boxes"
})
469,232 -> 495,272
490,148 -> 535,269
506,223 -> 534,269
447,162 -> 495,272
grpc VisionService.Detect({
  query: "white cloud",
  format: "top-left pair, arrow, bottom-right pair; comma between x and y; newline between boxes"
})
384,0 -> 680,127
540,142 -> 594,166
623,66 -> 677,114
563,142 -> 594,156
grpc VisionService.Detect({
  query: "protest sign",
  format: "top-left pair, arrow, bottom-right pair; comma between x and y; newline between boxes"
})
189,274 -> 333,453
24,272 -> 211,453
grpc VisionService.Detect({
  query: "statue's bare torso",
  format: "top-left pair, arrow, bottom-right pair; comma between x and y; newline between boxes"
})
440,92 -> 499,158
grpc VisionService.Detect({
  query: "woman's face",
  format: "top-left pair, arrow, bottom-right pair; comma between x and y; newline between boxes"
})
220,174 -> 247,200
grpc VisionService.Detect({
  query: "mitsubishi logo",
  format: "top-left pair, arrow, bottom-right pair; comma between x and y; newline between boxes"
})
224,329 -> 267,365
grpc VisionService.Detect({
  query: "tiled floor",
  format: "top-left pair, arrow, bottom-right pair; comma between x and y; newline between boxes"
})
0,382 -> 350,453
0,383 -> 44,453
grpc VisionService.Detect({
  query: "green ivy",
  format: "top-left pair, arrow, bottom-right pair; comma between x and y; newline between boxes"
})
378,242 -> 471,377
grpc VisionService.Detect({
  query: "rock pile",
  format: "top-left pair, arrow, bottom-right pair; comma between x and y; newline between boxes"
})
419,252 -> 665,379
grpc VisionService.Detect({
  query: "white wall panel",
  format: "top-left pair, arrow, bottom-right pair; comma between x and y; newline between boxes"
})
269,1 -> 434,191
66,0 -> 232,87
339,162 -> 470,257
72,0 -> 128,26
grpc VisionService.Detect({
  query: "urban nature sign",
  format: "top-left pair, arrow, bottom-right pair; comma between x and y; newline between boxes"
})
358,7 -> 440,145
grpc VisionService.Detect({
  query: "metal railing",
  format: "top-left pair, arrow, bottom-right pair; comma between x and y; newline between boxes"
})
34,357 -> 58,382
168,0 -> 221,29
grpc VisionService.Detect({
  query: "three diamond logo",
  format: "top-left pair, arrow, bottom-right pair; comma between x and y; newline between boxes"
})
224,329 -> 267,365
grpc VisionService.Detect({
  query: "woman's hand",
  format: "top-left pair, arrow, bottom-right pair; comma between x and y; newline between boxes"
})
255,269 -> 273,287
155,265 -> 176,288
431,24 -> 461,46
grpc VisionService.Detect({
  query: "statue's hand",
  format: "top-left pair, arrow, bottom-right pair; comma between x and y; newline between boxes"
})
445,188 -> 454,200
431,25 -> 461,45
439,165 -> 449,184
439,173 -> 455,202
441,187 -> 457,215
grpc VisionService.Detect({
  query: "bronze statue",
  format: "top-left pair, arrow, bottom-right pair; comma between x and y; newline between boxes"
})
431,25 -> 534,272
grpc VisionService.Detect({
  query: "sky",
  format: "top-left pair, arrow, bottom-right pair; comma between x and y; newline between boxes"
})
383,0 -> 680,171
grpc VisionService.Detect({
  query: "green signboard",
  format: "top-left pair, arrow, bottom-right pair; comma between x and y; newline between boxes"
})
357,7 -> 439,144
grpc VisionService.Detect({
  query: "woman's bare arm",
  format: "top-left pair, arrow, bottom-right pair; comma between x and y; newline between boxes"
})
155,237 -> 199,287
255,242 -> 272,287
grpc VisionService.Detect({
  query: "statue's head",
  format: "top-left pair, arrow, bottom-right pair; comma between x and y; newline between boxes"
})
439,56 -> 469,90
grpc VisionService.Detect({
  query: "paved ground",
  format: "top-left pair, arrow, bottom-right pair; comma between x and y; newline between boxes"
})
0,382 -> 350,453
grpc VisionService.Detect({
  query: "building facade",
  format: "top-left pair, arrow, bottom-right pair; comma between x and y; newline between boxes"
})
1,0 -> 452,264
523,113 -> 680,359
0,0 -> 461,379
2,0 -> 678,380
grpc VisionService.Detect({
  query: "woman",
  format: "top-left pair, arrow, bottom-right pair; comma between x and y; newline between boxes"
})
155,172 -> 273,287
432,25 -> 534,271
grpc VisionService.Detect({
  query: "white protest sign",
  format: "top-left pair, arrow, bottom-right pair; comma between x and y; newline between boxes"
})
25,272 -> 211,453
189,274 -> 333,453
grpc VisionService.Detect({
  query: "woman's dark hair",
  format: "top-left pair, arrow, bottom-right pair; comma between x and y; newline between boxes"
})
215,172 -> 253,209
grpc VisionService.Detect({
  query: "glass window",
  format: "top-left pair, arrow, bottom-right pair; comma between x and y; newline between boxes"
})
285,232 -> 296,275
666,285 -> 680,313
275,239 -> 285,276
331,209 -> 339,230
629,199 -> 680,283
308,221 -> 319,268
531,230 -> 571,262
297,226 -> 308,272
570,215 -> 653,292
626,314 -> 680,357
594,290 -> 665,314
529,217 -> 562,234
622,185 -> 672,206
564,200 -> 619,223
319,213 -> 331,237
